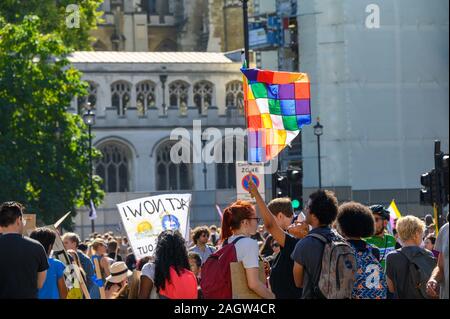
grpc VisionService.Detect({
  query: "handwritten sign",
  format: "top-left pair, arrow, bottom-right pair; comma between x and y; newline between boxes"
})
116,194 -> 191,259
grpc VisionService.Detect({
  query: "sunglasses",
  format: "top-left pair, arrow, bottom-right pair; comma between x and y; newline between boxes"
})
272,243 -> 280,248
247,217 -> 262,223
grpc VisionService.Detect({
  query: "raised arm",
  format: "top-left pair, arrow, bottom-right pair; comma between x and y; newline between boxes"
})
248,175 -> 287,247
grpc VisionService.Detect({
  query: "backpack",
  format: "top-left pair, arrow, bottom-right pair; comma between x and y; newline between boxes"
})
308,232 -> 356,299
399,247 -> 436,299
159,266 -> 198,299
350,243 -> 387,299
200,236 -> 244,299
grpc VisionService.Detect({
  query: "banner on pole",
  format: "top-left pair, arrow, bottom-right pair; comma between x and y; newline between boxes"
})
236,161 -> 265,203
116,194 -> 192,260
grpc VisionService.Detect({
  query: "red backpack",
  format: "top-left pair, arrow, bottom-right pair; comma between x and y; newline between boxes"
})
200,236 -> 244,299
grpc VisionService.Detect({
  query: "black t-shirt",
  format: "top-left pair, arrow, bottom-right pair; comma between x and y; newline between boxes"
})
348,239 -> 381,261
269,233 -> 303,299
0,233 -> 49,298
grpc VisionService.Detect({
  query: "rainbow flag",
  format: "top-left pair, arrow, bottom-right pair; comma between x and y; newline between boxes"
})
241,68 -> 311,162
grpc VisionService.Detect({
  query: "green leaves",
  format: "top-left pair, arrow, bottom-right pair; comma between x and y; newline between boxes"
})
0,15 -> 104,228
0,0 -> 103,50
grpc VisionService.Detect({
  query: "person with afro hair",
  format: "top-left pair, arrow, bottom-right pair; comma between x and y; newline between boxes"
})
337,201 -> 388,299
337,202 -> 380,261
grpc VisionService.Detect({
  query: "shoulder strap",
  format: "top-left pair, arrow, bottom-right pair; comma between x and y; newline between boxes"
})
307,233 -> 328,244
223,236 -> 245,246
231,236 -> 245,245
398,248 -> 413,263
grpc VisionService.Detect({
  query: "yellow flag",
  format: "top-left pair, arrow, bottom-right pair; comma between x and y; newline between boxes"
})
387,199 -> 402,219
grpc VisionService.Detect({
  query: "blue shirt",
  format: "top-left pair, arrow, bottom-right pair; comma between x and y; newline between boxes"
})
291,226 -> 334,299
38,257 -> 65,299
77,251 -> 95,290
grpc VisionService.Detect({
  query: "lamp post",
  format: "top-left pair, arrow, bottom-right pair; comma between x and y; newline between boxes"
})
314,117 -> 323,189
83,103 -> 96,233
240,0 -> 250,65
202,137 -> 207,190
159,73 -> 168,115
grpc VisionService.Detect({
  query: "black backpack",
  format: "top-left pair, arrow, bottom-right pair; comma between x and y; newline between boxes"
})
399,247 -> 436,299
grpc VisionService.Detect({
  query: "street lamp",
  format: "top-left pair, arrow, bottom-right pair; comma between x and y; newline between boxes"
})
239,0 -> 250,65
314,117 -> 323,189
201,137 -> 207,190
82,103 -> 96,233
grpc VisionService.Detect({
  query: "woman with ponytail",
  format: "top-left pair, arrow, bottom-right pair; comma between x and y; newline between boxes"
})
219,200 -> 275,299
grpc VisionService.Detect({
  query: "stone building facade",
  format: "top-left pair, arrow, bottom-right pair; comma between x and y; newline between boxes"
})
68,51 -> 247,239
91,0 -> 250,53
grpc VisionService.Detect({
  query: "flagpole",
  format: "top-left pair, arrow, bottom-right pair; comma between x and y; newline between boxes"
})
241,0 -> 250,67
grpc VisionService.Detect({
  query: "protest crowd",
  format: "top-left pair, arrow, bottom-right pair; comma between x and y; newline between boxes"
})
0,179 -> 448,300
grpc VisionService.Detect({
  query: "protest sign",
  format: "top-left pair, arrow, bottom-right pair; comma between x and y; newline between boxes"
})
116,194 -> 192,260
54,211 -> 71,229
22,214 -> 36,236
236,161 -> 265,203
47,224 -> 91,299
230,261 -> 266,299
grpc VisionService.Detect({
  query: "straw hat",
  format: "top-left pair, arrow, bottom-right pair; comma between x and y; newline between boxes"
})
106,262 -> 133,284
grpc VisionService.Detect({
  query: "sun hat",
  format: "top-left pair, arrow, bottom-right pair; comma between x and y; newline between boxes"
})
106,261 -> 133,284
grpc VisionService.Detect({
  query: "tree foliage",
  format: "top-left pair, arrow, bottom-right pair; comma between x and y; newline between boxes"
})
0,0 -> 103,50
0,16 -> 104,228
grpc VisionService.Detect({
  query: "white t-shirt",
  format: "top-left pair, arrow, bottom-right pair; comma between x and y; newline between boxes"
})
226,235 -> 259,269
140,262 -> 158,299
141,262 -> 155,281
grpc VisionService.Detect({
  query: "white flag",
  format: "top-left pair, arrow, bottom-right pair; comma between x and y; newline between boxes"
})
89,199 -> 97,220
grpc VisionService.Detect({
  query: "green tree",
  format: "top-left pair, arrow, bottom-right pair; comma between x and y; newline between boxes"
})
0,16 -> 104,228
0,0 -> 103,50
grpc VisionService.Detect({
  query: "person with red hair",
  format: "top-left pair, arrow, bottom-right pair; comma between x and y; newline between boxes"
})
219,200 -> 275,299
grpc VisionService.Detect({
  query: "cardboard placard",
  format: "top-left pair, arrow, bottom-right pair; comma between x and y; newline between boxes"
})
93,257 -> 106,299
230,261 -> 266,299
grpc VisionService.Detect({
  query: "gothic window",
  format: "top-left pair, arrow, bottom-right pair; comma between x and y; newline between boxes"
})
225,81 -> 244,115
136,81 -> 156,116
193,81 -> 213,114
169,80 -> 189,115
95,142 -> 131,193
111,81 -> 131,116
77,81 -> 98,114
156,141 -> 193,190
